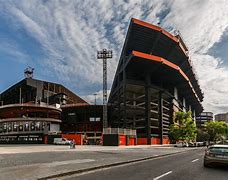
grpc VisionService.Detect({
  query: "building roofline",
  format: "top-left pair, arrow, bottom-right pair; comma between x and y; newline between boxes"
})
0,78 -> 88,104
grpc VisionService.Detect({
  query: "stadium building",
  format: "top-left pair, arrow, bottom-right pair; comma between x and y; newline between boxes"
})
109,18 -> 203,145
0,18 -> 204,145
0,78 -> 103,144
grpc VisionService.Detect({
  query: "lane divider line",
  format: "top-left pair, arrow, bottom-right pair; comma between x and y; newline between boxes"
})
153,171 -> 172,180
191,158 -> 199,162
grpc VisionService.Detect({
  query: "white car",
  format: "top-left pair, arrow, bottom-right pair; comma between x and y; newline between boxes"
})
204,144 -> 228,167
53,138 -> 71,145
174,142 -> 189,147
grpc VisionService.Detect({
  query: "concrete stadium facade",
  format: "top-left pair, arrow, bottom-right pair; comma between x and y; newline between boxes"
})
109,18 -> 203,145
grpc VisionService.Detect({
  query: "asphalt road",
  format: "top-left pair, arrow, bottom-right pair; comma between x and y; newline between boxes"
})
0,145 -> 198,180
64,149 -> 228,180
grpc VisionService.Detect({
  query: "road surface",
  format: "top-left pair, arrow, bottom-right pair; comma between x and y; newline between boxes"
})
64,148 -> 228,180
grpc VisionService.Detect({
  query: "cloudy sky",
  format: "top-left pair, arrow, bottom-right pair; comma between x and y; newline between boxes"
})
0,0 -> 228,114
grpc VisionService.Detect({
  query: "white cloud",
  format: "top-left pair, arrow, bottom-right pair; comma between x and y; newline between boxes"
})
162,0 -> 228,114
1,0 -> 228,114
1,0 -> 166,89
163,0 -> 228,54
82,90 -> 110,105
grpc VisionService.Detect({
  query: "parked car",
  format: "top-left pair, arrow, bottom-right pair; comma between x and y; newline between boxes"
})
188,142 -> 196,147
204,144 -> 228,167
174,141 -> 189,147
53,138 -> 71,145
196,142 -> 204,147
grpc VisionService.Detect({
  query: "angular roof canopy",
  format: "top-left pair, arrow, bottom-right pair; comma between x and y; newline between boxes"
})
122,18 -> 203,101
110,18 -> 203,113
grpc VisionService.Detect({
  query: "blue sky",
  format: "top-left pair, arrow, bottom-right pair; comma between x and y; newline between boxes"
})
0,0 -> 228,114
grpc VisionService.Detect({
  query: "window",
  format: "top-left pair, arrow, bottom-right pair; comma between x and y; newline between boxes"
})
90,117 -> 101,122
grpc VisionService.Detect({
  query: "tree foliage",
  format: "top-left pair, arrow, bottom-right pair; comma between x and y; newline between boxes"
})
169,111 -> 197,142
196,129 -> 209,142
205,121 -> 228,142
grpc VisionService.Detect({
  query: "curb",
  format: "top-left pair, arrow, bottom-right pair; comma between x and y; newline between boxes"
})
38,148 -> 197,180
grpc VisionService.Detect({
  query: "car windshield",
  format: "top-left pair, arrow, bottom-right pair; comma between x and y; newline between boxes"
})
209,147 -> 228,153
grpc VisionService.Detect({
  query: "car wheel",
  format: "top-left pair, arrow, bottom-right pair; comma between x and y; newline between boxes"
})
203,161 -> 210,168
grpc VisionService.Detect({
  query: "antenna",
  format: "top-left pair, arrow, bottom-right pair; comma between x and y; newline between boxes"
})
24,66 -> 34,79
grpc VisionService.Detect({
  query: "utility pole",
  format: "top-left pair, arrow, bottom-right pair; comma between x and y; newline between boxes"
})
97,49 -> 112,129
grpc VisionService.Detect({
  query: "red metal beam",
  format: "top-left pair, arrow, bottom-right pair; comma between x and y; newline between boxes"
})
132,18 -> 179,43
131,51 -> 201,104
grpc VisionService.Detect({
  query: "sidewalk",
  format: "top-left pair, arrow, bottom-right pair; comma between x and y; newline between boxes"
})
0,145 -> 198,180
0,144 -> 174,154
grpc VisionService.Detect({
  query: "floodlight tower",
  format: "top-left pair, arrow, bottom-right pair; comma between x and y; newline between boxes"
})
24,66 -> 34,79
97,49 -> 112,129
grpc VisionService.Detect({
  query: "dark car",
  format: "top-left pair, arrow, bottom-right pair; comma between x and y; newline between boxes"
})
204,145 -> 228,167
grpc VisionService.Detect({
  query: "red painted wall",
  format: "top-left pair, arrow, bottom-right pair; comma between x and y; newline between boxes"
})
163,137 -> 170,144
119,135 -> 126,146
44,135 -> 48,144
128,138 -> 136,145
137,138 -> 147,145
62,134 -> 83,145
151,137 -> 160,144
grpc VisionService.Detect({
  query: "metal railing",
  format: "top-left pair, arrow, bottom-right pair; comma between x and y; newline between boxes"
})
0,103 -> 62,111
103,128 -> 136,136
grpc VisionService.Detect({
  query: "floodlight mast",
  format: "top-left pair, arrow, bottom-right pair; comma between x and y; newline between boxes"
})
24,66 -> 34,79
97,49 -> 112,129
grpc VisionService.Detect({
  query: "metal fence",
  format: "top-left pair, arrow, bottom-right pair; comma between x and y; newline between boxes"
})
103,128 -> 136,136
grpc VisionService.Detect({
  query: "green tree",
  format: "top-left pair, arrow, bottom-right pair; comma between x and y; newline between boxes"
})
196,129 -> 209,142
169,111 -> 197,142
205,121 -> 228,142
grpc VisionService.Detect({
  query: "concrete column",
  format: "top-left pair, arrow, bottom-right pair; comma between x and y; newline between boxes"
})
123,70 -> 127,128
159,91 -> 163,145
193,109 -> 196,121
183,98 -> 186,112
189,105 -> 192,112
145,74 -> 151,145
174,87 -> 178,100
133,93 -> 136,128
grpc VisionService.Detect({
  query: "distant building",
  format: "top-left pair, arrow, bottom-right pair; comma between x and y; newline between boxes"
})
196,112 -> 213,129
215,113 -> 228,123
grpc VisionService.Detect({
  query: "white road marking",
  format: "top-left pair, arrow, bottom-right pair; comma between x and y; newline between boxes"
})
153,171 -> 173,180
191,158 -> 199,163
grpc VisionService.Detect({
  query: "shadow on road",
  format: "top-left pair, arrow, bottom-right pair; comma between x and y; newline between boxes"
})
204,165 -> 228,172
